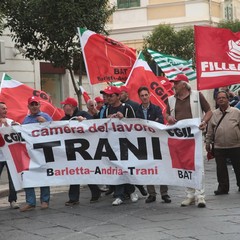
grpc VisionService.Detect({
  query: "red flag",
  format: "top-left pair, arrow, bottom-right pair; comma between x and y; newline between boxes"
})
195,25 -> 240,90
125,52 -> 171,113
78,28 -> 136,85
0,73 -> 64,123
79,86 -> 91,104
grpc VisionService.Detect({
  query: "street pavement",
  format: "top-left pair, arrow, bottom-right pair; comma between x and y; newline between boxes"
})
0,158 -> 240,240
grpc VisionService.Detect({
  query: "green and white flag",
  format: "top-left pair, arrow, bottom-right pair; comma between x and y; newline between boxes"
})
148,49 -> 196,81
229,84 -> 240,94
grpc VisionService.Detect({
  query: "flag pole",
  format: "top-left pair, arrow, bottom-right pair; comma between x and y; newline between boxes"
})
77,27 -> 92,87
125,51 -> 141,86
0,72 -> 6,93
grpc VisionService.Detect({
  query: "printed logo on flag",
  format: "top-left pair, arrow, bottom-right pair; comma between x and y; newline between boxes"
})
105,38 -> 133,67
195,26 -> 240,90
168,138 -> 195,171
227,40 -> 240,62
8,143 -> 30,173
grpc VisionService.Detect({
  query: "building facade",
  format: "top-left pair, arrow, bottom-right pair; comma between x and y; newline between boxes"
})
107,0 -> 240,49
106,0 -> 240,106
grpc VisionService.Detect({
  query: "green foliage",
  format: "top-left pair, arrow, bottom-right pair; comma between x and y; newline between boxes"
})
142,24 -> 194,61
0,0 -> 115,104
0,11 -> 4,35
1,0 -> 115,69
217,19 -> 240,32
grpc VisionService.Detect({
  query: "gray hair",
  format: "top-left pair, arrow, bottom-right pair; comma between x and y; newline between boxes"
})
87,99 -> 96,107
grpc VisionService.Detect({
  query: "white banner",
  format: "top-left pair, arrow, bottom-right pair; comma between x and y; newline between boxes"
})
0,118 -> 204,190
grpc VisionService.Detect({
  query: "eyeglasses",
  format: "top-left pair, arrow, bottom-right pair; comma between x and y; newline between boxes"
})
29,102 -> 39,106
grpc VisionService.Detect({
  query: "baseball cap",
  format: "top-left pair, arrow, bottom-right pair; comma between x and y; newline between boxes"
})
103,86 -> 121,95
100,86 -> 112,94
100,87 -> 108,94
94,96 -> 104,103
28,96 -> 40,105
119,86 -> 128,93
60,97 -> 78,107
170,74 -> 189,83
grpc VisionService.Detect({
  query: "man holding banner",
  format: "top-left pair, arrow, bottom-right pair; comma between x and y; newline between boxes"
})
0,102 -> 19,209
166,74 -> 212,208
102,86 -> 139,206
136,86 -> 171,204
60,97 -> 101,205
20,97 -> 52,212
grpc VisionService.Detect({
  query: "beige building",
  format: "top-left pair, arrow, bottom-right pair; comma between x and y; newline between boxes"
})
0,0 -> 239,107
107,0 -> 240,49
107,0 -> 240,106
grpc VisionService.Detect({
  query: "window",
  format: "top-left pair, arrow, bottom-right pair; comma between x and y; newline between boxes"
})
41,74 -> 62,108
40,62 -> 65,108
117,0 -> 140,9
224,1 -> 233,20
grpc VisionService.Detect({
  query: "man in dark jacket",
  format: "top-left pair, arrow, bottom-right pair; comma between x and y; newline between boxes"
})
119,85 -> 147,197
119,86 -> 140,113
60,97 -> 101,205
136,86 -> 171,204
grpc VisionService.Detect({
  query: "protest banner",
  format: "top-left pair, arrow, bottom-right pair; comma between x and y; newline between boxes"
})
0,118 -> 204,190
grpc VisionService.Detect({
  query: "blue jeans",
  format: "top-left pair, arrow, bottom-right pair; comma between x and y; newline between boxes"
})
25,187 -> 50,206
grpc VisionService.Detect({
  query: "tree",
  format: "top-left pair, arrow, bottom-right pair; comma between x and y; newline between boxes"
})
0,0 -> 115,105
142,24 -> 194,61
217,19 -> 240,32
0,12 -> 4,35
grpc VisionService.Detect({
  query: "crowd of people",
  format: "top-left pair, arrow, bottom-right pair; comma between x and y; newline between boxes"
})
0,74 -> 240,212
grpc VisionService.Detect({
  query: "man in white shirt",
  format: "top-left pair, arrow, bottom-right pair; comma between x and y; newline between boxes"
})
0,102 -> 19,209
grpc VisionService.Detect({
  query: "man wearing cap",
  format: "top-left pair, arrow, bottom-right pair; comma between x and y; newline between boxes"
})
119,86 -> 140,114
166,74 -> 212,208
94,96 -> 104,111
60,97 -> 101,205
98,87 -> 110,119
102,86 -> 139,206
20,96 -> 52,212
119,85 -> 148,197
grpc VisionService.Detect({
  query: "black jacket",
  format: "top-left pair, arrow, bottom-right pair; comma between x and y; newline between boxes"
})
136,102 -> 164,124
61,107 -> 92,120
